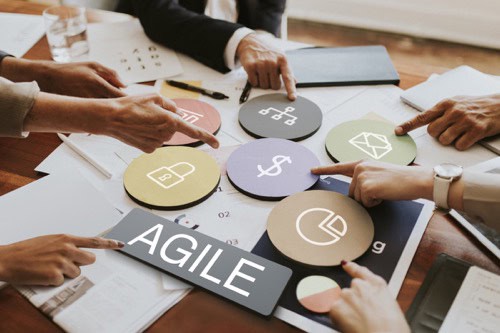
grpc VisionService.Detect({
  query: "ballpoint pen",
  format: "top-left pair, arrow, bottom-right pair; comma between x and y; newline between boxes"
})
165,80 -> 229,100
239,81 -> 252,104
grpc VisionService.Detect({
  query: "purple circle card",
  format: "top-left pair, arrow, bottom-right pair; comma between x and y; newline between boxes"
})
226,138 -> 320,200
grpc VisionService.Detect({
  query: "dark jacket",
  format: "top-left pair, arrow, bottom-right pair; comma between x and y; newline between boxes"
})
116,0 -> 286,72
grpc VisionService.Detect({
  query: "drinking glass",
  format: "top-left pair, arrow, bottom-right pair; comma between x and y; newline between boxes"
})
43,6 -> 89,62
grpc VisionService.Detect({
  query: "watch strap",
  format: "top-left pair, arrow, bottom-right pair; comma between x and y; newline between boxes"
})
433,175 -> 453,210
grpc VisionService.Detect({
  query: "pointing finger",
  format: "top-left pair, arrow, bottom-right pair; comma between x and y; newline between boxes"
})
395,100 -> 451,135
175,119 -> 220,149
70,236 -> 125,249
279,57 -> 296,101
311,161 -> 361,177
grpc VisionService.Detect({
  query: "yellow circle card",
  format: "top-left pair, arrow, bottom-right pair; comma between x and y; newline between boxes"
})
124,147 -> 220,210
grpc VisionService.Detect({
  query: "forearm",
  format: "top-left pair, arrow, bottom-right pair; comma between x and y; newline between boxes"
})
131,0 -> 241,72
24,92 -> 112,134
0,57 -> 49,83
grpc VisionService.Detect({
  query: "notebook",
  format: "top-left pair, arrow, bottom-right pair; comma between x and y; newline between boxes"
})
400,66 -> 500,155
286,45 -> 400,87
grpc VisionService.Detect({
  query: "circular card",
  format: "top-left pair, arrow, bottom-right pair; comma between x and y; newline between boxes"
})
239,93 -> 322,141
325,119 -> 417,165
267,190 -> 374,266
165,99 -> 221,146
226,138 -> 319,200
124,147 -> 220,210
296,276 -> 341,313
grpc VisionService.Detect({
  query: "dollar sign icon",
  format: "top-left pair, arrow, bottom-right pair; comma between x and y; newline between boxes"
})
257,155 -> 292,177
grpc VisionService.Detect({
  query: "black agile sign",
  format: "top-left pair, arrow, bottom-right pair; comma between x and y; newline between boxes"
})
106,209 -> 292,316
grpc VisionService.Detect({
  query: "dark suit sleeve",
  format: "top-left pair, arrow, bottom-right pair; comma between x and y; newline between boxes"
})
125,0 -> 245,73
237,0 -> 286,37
255,0 -> 286,36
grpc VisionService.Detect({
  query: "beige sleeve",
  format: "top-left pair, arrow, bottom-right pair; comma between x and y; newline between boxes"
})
462,171 -> 500,231
0,77 -> 40,138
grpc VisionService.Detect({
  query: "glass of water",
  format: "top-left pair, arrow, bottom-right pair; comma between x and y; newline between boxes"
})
43,6 -> 89,63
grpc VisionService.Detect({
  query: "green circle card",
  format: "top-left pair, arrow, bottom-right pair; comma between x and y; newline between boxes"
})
325,119 -> 416,165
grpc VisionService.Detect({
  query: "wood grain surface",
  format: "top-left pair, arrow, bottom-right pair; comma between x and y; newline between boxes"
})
0,1 -> 498,332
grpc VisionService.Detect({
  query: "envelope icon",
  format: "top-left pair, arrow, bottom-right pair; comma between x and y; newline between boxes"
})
348,132 -> 392,160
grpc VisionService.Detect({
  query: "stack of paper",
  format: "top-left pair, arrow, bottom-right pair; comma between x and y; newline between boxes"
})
0,170 -> 189,332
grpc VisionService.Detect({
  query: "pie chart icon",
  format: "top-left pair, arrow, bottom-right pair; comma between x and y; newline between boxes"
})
296,275 -> 341,313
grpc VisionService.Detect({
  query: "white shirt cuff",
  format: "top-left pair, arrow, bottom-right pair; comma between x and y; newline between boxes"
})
224,27 -> 254,70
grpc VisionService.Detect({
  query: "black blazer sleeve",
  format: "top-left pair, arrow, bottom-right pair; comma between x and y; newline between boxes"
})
238,0 -> 286,37
120,0 -> 245,73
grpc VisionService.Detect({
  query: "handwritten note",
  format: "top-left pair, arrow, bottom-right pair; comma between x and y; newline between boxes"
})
440,266 -> 500,333
87,19 -> 183,84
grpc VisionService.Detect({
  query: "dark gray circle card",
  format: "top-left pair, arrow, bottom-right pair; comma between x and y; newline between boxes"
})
226,138 -> 320,200
239,93 -> 323,141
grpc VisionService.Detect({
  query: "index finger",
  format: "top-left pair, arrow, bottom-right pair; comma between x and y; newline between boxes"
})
395,100 -> 450,135
69,236 -> 124,249
343,261 -> 379,282
311,161 -> 361,177
175,118 -> 220,149
279,57 -> 296,101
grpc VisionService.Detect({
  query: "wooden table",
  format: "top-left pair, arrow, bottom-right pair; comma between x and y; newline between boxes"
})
0,1 -> 498,332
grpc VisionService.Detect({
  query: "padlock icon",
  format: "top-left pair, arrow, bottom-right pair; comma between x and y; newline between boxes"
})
147,162 -> 196,189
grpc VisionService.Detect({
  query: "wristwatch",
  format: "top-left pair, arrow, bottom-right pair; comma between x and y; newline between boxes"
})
433,163 -> 463,210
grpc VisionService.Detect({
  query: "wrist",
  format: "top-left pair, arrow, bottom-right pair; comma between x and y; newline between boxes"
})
236,33 -> 257,58
0,57 -> 42,83
77,98 -> 116,135
415,168 -> 434,201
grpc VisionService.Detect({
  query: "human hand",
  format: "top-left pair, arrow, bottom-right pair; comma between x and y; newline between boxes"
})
97,94 -> 220,153
0,234 -> 124,286
0,57 -> 127,98
329,261 -> 410,333
237,34 -> 296,101
311,161 -> 433,207
36,61 -> 126,98
396,94 -> 500,150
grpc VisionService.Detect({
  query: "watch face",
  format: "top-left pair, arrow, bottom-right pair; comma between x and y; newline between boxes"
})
434,163 -> 463,178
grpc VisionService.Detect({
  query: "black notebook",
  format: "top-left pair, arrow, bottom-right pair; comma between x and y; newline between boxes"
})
406,253 -> 471,333
287,45 -> 400,87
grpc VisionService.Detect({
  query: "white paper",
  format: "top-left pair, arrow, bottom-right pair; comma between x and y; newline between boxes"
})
87,19 -> 183,84
440,266 -> 500,333
17,250 -> 189,333
0,171 -> 122,245
0,13 -> 45,57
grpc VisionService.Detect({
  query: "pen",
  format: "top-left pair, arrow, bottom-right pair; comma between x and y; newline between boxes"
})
57,133 -> 113,179
166,80 -> 229,100
239,81 -> 252,104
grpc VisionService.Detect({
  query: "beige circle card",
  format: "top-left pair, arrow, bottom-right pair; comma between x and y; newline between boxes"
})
267,190 -> 374,266
124,147 -> 220,210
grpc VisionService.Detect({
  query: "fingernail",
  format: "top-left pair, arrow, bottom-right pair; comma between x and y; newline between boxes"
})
395,126 -> 403,135
117,241 -> 125,248
341,260 -> 347,266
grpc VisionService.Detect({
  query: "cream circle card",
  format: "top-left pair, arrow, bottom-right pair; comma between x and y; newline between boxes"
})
325,119 -> 417,165
267,190 -> 374,266
124,147 -> 220,210
239,93 -> 322,141
296,275 -> 341,313
165,99 -> 221,146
